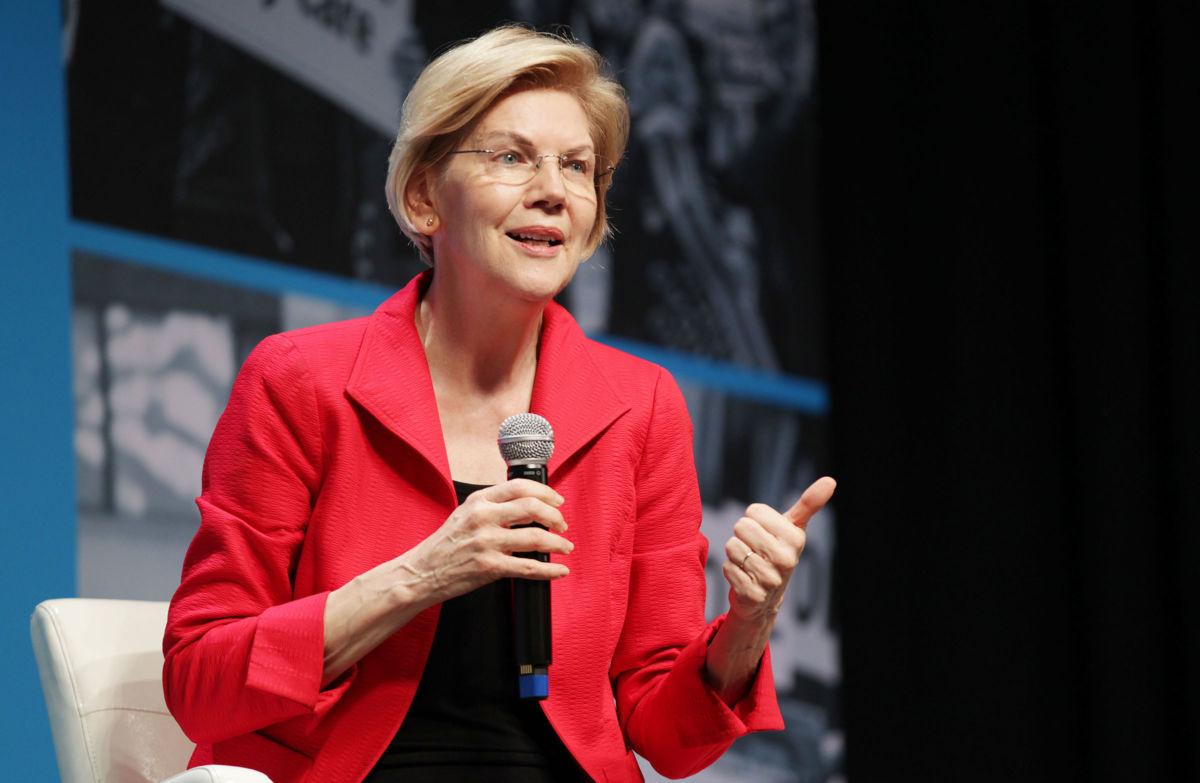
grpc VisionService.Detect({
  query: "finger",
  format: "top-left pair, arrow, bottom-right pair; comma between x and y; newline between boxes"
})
722,560 -> 766,603
485,478 -> 565,507
495,496 -> 569,533
505,555 -> 571,580
745,556 -> 784,591
735,542 -> 791,588
733,512 -> 804,565
499,526 -> 575,556
724,535 -> 756,568
781,476 -> 836,530
722,558 -> 755,591
742,504 -> 807,550
724,537 -> 767,580
732,514 -> 776,553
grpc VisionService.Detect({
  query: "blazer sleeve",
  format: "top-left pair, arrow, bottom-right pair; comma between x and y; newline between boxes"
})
610,368 -> 784,779
162,334 -> 354,744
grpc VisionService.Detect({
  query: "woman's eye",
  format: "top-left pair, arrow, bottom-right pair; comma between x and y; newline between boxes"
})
496,151 -> 524,166
565,159 -> 589,176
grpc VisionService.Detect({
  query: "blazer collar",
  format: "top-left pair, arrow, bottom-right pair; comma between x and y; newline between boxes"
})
345,271 -> 630,481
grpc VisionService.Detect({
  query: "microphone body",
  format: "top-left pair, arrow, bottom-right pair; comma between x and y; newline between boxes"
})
497,414 -> 555,700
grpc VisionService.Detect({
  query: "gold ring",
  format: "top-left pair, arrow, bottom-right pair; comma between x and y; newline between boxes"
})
740,551 -> 755,570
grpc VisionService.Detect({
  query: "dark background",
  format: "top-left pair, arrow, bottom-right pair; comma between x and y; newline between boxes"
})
821,1 -> 1199,781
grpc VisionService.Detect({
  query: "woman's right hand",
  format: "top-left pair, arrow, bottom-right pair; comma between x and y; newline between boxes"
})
399,479 -> 572,605
321,478 -> 571,685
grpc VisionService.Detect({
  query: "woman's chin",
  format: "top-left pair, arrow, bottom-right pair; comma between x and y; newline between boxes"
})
500,259 -> 580,303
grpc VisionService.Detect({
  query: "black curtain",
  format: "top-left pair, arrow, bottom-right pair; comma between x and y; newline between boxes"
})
820,1 -> 1198,781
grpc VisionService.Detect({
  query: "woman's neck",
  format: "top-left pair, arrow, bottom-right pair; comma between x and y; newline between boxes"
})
416,271 -> 543,399
417,269 -> 546,484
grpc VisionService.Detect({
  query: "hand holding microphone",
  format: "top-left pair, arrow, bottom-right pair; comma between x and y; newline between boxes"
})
315,431 -> 570,690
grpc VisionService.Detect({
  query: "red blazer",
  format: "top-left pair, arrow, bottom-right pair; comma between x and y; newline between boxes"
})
163,271 -> 783,783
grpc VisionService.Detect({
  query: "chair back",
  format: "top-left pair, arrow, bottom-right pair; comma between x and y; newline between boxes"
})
31,598 -> 196,783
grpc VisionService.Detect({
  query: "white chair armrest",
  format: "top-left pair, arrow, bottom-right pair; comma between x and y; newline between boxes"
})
160,765 -> 273,783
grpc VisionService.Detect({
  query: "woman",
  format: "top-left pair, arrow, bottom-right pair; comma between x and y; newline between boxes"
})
163,25 -> 835,783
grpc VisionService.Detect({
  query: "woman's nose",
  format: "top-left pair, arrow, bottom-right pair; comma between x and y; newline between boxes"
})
527,157 -> 568,203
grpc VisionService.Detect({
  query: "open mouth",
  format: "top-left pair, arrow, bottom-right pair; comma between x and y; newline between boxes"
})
507,231 -> 563,247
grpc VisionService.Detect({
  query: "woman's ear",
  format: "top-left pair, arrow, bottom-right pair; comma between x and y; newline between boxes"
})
405,169 -> 439,235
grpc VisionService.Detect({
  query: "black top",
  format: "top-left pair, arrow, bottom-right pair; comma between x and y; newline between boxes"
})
364,481 -> 588,782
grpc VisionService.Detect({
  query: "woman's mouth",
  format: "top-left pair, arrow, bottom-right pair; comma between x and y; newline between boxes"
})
506,227 -> 564,248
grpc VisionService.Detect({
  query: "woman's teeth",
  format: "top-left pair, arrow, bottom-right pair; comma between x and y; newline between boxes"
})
508,232 -> 561,246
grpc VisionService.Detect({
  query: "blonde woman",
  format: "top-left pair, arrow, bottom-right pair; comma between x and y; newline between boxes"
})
164,25 -> 835,783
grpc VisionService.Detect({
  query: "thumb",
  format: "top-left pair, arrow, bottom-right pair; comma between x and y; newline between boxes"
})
783,476 -> 837,530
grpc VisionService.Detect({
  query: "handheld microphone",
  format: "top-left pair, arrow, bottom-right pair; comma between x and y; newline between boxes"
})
497,413 -> 554,700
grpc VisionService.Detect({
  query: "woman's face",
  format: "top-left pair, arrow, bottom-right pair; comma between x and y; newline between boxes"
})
425,88 -> 599,305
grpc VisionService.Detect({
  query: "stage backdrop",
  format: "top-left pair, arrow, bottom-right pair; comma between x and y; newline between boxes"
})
58,1 -> 833,780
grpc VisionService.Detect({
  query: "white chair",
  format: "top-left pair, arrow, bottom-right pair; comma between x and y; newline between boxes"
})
31,598 -> 272,783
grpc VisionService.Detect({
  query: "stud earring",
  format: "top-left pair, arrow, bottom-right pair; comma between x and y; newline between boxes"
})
425,217 -> 434,227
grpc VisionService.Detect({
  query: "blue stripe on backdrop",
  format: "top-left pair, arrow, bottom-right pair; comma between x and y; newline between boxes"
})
595,336 -> 830,415
69,220 -> 830,415
69,219 -> 397,311
0,4 -> 76,779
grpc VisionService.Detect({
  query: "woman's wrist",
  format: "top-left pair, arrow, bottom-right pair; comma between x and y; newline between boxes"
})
321,559 -> 429,686
704,611 -> 775,706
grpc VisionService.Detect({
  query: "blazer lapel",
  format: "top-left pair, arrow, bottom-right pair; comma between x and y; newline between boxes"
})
531,302 -> 631,478
344,272 -> 453,490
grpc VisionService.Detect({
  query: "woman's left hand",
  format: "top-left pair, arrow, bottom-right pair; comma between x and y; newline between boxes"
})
705,476 -> 836,704
721,476 -> 837,628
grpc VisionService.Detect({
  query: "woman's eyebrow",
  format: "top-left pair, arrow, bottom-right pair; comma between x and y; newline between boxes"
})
478,130 -> 593,154
478,130 -> 535,150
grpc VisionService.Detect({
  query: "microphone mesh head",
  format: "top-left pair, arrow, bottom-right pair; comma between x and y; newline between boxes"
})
498,413 -> 555,465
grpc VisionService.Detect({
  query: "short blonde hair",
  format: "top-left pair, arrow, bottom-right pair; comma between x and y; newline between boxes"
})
385,25 -> 629,264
